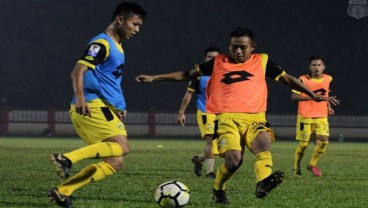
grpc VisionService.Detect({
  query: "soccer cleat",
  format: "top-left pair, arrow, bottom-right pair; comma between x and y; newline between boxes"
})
206,172 -> 216,179
48,187 -> 73,208
255,170 -> 284,198
50,153 -> 72,178
191,156 -> 203,177
213,189 -> 230,205
293,168 -> 302,176
307,165 -> 322,176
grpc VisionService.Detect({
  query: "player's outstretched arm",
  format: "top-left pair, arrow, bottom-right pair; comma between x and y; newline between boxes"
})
177,90 -> 194,126
279,73 -> 327,102
291,92 -> 313,101
135,68 -> 198,83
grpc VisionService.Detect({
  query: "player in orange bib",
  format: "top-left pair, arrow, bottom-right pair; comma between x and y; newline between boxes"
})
292,56 -> 340,177
135,27 -> 327,205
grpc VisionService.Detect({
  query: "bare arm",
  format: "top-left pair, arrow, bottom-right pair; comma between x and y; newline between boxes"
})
279,73 -> 326,102
71,63 -> 90,117
291,92 -> 314,101
135,68 -> 198,83
177,90 -> 194,126
292,91 -> 340,105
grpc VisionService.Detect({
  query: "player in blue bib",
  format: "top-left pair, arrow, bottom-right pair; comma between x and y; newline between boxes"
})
177,47 -> 220,179
48,3 -> 146,208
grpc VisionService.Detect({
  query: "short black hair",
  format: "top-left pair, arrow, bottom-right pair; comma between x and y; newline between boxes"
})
112,2 -> 147,21
309,56 -> 325,64
229,27 -> 255,41
204,46 -> 221,56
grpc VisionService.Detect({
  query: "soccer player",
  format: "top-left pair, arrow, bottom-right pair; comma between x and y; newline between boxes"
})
292,56 -> 340,177
47,2 -> 146,208
135,27 -> 328,204
177,47 -> 220,179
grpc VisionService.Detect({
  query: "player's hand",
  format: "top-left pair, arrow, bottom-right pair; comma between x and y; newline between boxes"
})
117,110 -> 127,121
135,75 -> 155,83
75,98 -> 91,117
328,108 -> 335,116
328,96 -> 340,106
177,113 -> 186,126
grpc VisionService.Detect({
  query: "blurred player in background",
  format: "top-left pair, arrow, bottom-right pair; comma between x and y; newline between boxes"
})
135,27 -> 328,205
177,47 -> 220,179
47,2 -> 146,208
292,56 -> 340,177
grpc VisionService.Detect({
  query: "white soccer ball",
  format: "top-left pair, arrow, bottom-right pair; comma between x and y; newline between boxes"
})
154,181 -> 190,208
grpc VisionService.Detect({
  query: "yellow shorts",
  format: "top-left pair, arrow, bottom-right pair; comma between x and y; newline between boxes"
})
296,115 -> 329,141
196,110 -> 219,155
214,113 -> 274,156
70,99 -> 127,145
197,110 -> 216,137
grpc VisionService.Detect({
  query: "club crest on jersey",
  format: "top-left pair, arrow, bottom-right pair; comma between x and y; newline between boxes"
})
117,121 -> 124,129
206,124 -> 214,131
347,0 -> 368,19
218,138 -> 226,147
88,44 -> 101,57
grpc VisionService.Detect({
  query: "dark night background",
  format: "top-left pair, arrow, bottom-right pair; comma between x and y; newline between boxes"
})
0,0 -> 367,115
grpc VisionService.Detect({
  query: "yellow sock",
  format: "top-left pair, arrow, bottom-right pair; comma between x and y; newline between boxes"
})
214,165 -> 233,190
254,151 -> 273,182
293,141 -> 309,169
64,142 -> 123,164
309,140 -> 328,166
58,161 -> 116,196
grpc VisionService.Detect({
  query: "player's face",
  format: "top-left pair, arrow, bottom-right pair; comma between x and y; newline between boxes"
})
309,59 -> 325,78
204,51 -> 219,62
119,15 -> 144,40
228,36 -> 255,63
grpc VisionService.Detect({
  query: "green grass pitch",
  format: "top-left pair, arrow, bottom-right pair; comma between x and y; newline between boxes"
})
0,137 -> 367,208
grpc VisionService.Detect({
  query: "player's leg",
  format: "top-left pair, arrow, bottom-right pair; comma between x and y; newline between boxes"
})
293,116 -> 312,175
212,117 -> 241,205
49,135 -> 128,207
191,111 -> 205,176
192,111 -> 215,177
213,150 -> 241,205
293,140 -> 309,175
50,141 -> 123,178
307,118 -> 329,176
251,132 -> 273,182
50,103 -> 125,178
204,134 -> 216,178
55,135 -> 128,196
49,155 -> 123,208
249,124 -> 284,198
203,113 -> 217,178
48,101 -> 127,207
